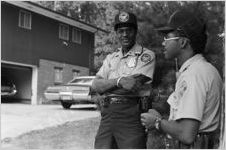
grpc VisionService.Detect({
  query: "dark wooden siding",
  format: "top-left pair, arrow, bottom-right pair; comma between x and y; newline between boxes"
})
1,3 -> 94,68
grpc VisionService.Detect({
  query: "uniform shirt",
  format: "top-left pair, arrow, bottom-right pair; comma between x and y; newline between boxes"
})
167,54 -> 222,132
97,43 -> 155,81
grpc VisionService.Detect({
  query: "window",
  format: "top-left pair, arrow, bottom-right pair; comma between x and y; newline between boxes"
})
54,67 -> 63,84
59,24 -> 69,40
19,10 -> 32,29
72,69 -> 80,79
72,27 -> 82,44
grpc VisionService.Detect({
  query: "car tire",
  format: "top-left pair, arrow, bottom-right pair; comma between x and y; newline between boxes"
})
61,101 -> 72,109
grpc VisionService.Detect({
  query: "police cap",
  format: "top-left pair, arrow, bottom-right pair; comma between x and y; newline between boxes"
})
114,11 -> 137,31
157,9 -> 207,53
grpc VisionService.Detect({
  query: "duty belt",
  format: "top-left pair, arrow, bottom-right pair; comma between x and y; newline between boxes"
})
164,131 -> 218,149
108,97 -> 139,104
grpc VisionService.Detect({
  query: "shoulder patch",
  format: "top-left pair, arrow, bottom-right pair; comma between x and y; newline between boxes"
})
177,80 -> 188,99
141,53 -> 152,63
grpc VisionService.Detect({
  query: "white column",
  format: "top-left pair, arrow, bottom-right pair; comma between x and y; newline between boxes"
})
31,66 -> 38,105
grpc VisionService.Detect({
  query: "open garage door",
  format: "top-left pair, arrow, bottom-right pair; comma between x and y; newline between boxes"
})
1,62 -> 37,104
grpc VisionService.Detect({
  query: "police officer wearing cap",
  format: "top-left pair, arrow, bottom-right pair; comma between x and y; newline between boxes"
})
141,9 -> 222,148
92,11 -> 156,149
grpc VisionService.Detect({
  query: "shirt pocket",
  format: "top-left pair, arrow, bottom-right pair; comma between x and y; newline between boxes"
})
167,92 -> 180,110
122,66 -> 134,76
107,61 -> 120,79
108,60 -> 119,74
168,92 -> 181,120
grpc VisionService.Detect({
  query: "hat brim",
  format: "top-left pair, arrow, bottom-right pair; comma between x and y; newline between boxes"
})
155,26 -> 175,34
114,23 -> 137,31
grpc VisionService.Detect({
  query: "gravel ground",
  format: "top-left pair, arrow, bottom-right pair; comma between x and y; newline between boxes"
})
1,116 -> 166,149
1,117 -> 101,149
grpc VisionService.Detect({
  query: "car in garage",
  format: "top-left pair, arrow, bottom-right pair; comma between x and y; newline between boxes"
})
1,76 -> 17,97
44,76 -> 96,109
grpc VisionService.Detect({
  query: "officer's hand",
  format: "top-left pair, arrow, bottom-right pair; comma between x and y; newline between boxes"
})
132,74 -> 151,84
118,76 -> 140,92
140,109 -> 162,129
92,95 -> 106,110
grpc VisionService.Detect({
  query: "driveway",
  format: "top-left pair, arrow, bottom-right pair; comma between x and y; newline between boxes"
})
1,103 -> 100,140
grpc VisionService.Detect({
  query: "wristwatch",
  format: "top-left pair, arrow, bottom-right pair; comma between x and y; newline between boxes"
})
116,77 -> 123,87
154,117 -> 162,130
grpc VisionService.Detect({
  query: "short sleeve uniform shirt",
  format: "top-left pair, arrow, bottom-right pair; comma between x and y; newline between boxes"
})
167,54 -> 222,132
96,43 -> 155,81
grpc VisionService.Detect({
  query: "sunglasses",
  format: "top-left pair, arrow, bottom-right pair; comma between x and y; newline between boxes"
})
163,37 -> 180,41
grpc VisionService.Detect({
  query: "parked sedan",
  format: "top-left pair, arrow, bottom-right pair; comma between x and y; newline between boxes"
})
1,76 -> 17,97
44,76 -> 96,109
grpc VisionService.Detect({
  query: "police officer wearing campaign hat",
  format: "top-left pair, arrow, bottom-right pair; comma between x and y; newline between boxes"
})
92,11 -> 156,148
141,9 -> 222,148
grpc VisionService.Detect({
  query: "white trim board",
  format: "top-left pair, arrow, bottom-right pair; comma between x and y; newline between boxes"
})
31,66 -> 38,105
1,60 -> 36,68
6,1 -> 98,33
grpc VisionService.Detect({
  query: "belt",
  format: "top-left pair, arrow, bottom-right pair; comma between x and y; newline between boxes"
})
197,131 -> 216,136
108,97 -> 139,104
164,131 -> 218,149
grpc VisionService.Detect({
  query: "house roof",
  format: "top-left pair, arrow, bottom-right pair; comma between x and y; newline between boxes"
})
5,1 -> 108,33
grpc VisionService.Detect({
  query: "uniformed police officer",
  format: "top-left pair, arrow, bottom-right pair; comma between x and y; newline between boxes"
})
91,11 -> 156,149
141,9 -> 223,148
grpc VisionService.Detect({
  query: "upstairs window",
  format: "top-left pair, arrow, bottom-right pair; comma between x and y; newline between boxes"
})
72,27 -> 82,44
59,24 -> 69,41
19,10 -> 32,29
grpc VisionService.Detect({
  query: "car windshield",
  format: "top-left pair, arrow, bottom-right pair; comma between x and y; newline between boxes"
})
69,78 -> 93,85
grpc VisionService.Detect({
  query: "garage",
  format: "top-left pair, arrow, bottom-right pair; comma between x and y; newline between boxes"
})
1,63 -> 35,104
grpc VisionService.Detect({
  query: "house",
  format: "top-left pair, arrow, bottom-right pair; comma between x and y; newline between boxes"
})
1,1 -> 105,104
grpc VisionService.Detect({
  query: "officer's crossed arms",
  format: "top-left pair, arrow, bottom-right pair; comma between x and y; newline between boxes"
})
93,11 -> 155,149
91,73 -> 151,95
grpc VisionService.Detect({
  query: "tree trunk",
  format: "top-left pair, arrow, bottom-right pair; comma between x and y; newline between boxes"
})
219,34 -> 225,149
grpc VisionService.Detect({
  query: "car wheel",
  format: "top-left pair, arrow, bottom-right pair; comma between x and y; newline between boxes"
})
61,101 -> 72,109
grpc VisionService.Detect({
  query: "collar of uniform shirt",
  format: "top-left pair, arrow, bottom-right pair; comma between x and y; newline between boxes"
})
117,43 -> 143,59
179,54 -> 205,73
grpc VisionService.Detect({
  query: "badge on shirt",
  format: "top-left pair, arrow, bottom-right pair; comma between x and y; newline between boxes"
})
127,57 -> 137,68
141,53 -> 152,63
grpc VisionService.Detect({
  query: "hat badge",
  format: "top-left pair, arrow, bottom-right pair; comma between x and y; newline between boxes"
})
119,12 -> 129,22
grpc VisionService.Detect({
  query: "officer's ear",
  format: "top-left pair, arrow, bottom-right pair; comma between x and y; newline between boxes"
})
179,37 -> 190,49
